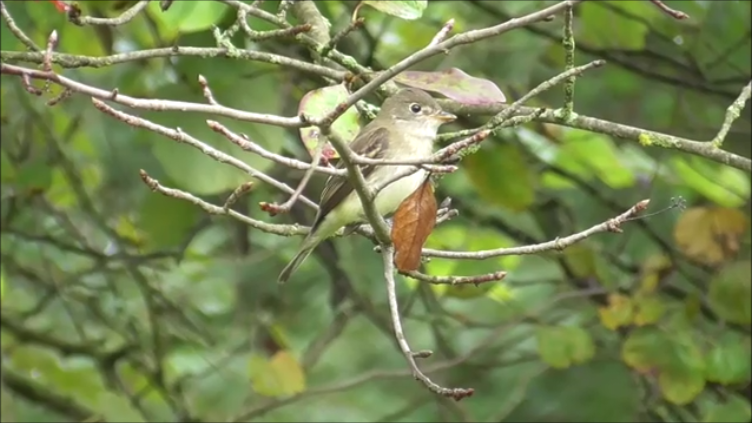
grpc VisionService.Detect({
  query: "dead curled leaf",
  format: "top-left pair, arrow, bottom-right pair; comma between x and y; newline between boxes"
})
391,178 -> 437,272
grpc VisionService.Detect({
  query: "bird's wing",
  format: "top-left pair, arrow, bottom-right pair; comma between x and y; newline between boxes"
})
312,125 -> 390,231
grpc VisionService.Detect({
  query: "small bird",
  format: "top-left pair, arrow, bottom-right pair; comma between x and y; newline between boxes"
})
277,88 -> 456,284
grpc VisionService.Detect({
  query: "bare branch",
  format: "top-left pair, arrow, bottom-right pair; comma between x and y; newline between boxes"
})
313,0 -> 584,128
1,47 -> 346,80
237,5 -> 312,41
90,98 -> 318,209
208,120 -> 342,176
712,80 -> 752,148
139,170 -> 305,237
68,0 -> 149,26
402,270 -> 507,286
321,17 -> 364,58
422,199 -> 651,260
0,1 -> 40,51
224,182 -> 255,210
648,0 -> 690,20
428,19 -> 455,48
381,245 -> 475,401
561,3 -> 576,118
261,141 -> 326,216
1,63 -> 304,127
489,60 -> 605,127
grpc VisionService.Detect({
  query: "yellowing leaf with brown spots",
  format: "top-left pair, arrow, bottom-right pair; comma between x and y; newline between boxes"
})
673,207 -> 747,266
391,178 -> 436,272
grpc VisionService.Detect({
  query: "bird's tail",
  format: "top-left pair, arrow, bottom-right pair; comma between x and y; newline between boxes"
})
277,236 -> 318,284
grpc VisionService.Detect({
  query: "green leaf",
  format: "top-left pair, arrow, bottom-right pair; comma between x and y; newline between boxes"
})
14,159 -> 53,193
1,265 -> 5,302
394,68 -> 506,105
0,149 -> 16,182
633,294 -> 666,326
659,365 -> 705,405
553,129 -> 635,189
708,260 -> 752,325
705,332 -> 752,385
536,325 -> 595,368
361,1 -> 427,20
702,394 -> 752,423
536,325 -> 572,369
579,1 -> 649,50
149,1 -> 227,33
621,327 -> 672,372
672,157 -> 749,208
137,190 -> 202,250
565,326 -> 596,365
298,84 -> 361,159
249,351 -> 306,397
463,143 -> 536,212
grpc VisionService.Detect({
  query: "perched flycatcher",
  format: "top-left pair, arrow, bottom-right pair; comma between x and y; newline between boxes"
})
278,88 -> 456,283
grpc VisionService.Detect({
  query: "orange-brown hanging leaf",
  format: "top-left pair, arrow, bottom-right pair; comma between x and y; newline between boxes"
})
391,178 -> 437,272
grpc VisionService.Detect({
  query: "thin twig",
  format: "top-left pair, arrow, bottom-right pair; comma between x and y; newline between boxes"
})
428,19 -> 455,48
0,63 -> 304,127
401,270 -> 507,286
648,0 -> 690,20
488,60 -> 605,128
1,47 -> 346,81
321,18 -> 364,58
0,1 -> 41,51
238,6 -> 312,41
260,141 -> 326,216
422,199 -> 651,260
208,120 -> 342,176
139,170 -> 304,237
381,245 -> 475,401
561,4 -> 576,118
90,98 -> 318,209
224,182 -> 255,210
312,0 -> 584,128
68,0 -> 149,26
712,80 -> 751,148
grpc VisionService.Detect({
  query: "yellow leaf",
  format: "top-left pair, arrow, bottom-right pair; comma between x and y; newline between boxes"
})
674,207 -> 747,266
639,254 -> 673,294
659,367 -> 705,405
598,294 -> 634,330
249,351 -> 306,397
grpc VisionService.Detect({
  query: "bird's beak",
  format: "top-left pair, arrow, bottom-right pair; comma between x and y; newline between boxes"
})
433,110 -> 457,123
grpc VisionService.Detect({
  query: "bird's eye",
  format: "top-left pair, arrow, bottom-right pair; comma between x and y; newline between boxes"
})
409,103 -> 422,114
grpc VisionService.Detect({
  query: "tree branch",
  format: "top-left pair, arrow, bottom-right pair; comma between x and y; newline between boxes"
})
1,367 -> 105,422
712,80 -> 752,148
381,244 -> 475,401
422,199 -> 651,260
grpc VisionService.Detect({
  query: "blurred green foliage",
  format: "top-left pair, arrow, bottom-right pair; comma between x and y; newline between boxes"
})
1,1 -> 750,422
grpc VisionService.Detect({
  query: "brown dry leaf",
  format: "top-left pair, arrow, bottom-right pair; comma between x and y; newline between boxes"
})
391,178 -> 437,272
673,207 -> 748,266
